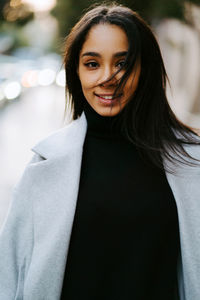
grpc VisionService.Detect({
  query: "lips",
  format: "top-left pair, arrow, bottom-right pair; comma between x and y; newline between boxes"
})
94,92 -> 122,106
94,93 -> 122,100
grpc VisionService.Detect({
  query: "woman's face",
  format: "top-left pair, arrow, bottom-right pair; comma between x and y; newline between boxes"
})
78,24 -> 140,117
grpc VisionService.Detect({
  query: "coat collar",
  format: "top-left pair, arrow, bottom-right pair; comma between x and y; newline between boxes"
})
32,113 -> 87,159
32,110 -> 200,172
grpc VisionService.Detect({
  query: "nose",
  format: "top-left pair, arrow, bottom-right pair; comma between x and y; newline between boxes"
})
99,66 -> 117,87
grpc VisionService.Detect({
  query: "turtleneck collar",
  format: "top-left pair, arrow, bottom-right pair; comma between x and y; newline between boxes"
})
83,101 -> 124,139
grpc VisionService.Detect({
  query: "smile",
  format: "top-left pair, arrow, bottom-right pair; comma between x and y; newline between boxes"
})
94,93 -> 122,100
94,93 -> 123,106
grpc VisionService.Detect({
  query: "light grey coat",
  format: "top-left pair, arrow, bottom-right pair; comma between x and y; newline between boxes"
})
0,113 -> 200,300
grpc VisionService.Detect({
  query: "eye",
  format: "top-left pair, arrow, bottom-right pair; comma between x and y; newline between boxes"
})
116,60 -> 125,69
84,61 -> 99,69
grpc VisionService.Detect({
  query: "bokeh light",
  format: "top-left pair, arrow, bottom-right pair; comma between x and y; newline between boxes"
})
21,70 -> 38,87
56,69 -> 65,87
38,69 -> 56,86
4,81 -> 22,100
22,0 -> 56,12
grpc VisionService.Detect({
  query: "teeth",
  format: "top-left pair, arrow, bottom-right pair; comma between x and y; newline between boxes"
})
101,96 -> 113,100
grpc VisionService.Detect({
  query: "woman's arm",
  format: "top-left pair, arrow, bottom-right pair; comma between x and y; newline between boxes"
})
0,154 -> 42,299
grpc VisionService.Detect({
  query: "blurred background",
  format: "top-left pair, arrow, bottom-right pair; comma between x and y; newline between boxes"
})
0,0 -> 200,227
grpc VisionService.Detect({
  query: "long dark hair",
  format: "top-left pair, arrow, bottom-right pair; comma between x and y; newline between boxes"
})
64,2 -> 199,171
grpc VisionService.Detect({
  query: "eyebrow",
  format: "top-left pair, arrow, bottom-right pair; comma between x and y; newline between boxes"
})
81,51 -> 128,58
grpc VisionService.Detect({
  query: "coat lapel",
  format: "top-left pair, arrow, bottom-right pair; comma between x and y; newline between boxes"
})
24,114 -> 87,299
32,113 -> 87,159
165,146 -> 200,300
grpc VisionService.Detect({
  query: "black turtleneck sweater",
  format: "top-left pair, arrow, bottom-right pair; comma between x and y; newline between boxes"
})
61,102 -> 180,300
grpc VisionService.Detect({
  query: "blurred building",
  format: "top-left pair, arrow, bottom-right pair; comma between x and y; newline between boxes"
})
156,2 -> 200,133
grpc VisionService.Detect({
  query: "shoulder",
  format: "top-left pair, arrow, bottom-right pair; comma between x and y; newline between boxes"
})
32,113 -> 87,159
164,130 -> 200,175
12,113 -> 87,197
165,142 -> 200,200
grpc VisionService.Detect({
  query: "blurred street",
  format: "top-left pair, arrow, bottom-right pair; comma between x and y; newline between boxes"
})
0,84 -> 66,227
0,0 -> 200,228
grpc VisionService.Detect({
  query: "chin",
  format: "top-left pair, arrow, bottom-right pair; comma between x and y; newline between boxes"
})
96,107 -> 121,117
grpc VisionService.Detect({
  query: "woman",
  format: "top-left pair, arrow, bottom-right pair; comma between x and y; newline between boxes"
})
0,3 -> 199,300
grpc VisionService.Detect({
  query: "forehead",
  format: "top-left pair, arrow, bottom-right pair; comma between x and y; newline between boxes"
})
80,24 -> 129,55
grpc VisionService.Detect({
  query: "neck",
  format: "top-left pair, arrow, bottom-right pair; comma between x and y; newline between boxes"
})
83,101 -> 124,138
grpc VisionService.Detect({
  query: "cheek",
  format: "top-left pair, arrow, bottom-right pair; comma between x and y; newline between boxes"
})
78,74 -> 88,90
79,78 -> 93,98
80,82 -> 91,94
124,79 -> 134,96
80,75 -> 98,91
79,67 -> 100,89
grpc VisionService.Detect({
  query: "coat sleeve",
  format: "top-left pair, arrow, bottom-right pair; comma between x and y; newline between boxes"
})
0,154 -> 45,299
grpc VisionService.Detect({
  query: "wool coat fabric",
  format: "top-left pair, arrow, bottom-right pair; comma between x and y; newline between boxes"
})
0,113 -> 199,300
